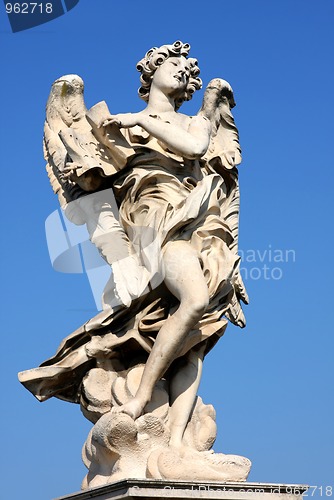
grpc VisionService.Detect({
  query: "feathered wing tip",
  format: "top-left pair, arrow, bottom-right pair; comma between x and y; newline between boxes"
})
199,78 -> 241,169
200,79 -> 235,117
45,75 -> 86,126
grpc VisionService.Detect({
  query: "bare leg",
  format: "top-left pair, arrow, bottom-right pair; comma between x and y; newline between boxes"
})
118,240 -> 209,419
168,344 -> 206,449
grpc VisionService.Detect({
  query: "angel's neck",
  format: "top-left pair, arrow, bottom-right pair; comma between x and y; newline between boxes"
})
146,88 -> 177,115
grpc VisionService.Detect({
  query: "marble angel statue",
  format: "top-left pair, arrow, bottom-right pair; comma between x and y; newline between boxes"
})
19,41 -> 251,486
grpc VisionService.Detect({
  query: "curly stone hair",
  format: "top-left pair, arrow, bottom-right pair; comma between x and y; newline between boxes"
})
136,41 -> 202,109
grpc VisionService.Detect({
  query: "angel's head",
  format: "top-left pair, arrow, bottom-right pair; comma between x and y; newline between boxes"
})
136,41 -> 202,109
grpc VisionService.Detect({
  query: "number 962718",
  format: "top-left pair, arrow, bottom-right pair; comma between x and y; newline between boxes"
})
6,3 -> 53,14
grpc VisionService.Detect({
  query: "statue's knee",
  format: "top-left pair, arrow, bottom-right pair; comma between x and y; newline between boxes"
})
184,294 -> 209,322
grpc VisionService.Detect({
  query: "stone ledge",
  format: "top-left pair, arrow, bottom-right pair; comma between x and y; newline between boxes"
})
56,479 -> 309,500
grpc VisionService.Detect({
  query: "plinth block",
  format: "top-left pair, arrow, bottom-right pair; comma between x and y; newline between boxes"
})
56,479 -> 309,500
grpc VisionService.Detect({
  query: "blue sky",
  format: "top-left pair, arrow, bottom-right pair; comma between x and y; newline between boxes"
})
1,1 -> 333,499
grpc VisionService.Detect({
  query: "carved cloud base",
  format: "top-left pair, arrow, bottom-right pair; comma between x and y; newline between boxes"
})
82,412 -> 250,488
80,364 -> 251,488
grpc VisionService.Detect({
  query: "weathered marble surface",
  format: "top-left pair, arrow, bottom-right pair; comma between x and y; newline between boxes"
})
19,41 -> 250,487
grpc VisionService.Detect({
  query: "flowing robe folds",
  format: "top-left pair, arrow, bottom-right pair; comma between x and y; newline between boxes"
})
19,125 -> 247,404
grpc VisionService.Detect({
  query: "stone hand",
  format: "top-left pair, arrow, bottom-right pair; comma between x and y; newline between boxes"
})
63,161 -> 81,181
99,113 -> 140,129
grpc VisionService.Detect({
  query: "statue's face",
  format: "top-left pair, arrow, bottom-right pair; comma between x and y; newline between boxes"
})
152,56 -> 190,98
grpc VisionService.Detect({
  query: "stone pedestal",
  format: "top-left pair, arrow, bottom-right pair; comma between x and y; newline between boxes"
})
56,479 -> 309,500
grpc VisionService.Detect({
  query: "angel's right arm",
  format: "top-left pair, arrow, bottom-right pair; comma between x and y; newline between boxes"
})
102,112 -> 212,160
137,113 -> 212,160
